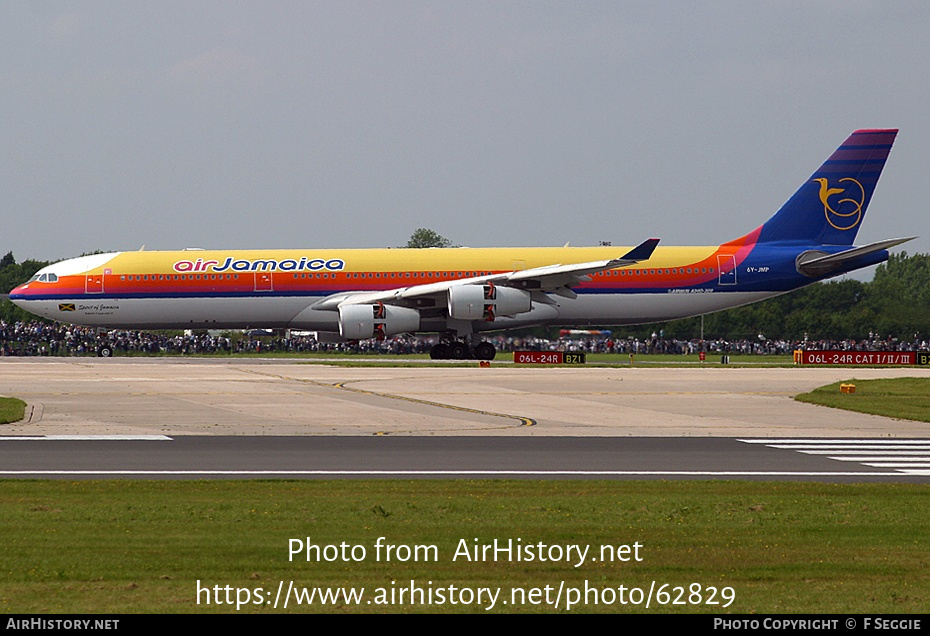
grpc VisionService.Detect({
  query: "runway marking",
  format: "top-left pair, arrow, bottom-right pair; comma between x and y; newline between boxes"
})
0,435 -> 172,441
0,470 -> 924,477
234,368 -> 536,429
739,439 -> 930,444
331,382 -> 536,427
738,438 -> 930,475
380,390 -> 792,397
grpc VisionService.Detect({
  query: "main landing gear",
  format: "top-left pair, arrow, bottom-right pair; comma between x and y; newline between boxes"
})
429,340 -> 497,361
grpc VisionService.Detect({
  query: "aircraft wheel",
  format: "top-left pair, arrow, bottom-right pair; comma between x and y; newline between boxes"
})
449,342 -> 468,360
97,345 -> 114,358
473,341 -> 496,361
430,343 -> 450,360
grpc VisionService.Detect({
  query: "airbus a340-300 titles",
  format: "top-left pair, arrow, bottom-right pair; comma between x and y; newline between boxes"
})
11,129 -> 913,360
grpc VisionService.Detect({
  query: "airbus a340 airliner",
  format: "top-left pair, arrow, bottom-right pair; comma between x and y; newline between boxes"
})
11,129 -> 913,359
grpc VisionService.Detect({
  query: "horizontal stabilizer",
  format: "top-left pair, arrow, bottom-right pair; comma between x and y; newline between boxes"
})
796,236 -> 916,277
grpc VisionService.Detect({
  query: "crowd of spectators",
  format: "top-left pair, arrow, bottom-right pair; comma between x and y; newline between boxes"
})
0,320 -> 440,357
507,333 -> 928,356
1,319 -> 926,358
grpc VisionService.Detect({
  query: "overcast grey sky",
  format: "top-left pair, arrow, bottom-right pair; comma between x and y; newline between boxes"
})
2,1 -> 927,268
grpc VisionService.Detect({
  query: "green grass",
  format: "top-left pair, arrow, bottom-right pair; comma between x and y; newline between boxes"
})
1,480 -> 928,613
0,396 -> 26,424
61,348 -> 801,366
795,377 -> 930,422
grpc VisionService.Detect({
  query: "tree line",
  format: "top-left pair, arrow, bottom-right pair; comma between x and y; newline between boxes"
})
613,251 -> 930,343
0,252 -> 49,324
2,248 -> 929,343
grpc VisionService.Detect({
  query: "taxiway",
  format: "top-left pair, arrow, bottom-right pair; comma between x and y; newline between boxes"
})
1,357 -> 928,437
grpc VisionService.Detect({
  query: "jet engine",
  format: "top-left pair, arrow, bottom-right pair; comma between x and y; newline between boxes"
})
447,284 -> 532,321
338,303 -> 420,340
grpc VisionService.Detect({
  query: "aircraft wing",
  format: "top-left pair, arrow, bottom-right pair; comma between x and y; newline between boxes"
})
314,238 -> 659,309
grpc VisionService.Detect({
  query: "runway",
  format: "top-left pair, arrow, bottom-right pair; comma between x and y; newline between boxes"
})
1,436 -> 928,482
1,358 -> 929,482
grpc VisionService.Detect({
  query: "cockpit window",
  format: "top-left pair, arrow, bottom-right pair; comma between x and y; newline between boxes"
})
27,274 -> 40,283
32,273 -> 58,283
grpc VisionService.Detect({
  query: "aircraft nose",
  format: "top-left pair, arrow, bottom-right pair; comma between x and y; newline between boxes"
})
7,283 -> 32,302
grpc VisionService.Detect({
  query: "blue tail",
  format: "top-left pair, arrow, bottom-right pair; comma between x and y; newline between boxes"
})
756,129 -> 897,246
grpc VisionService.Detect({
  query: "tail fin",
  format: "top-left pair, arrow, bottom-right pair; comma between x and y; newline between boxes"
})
756,129 -> 897,246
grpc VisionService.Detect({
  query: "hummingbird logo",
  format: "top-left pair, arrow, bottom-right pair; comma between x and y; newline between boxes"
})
813,177 -> 865,231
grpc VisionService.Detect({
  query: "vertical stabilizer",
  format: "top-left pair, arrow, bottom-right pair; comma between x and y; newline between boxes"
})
756,129 -> 897,246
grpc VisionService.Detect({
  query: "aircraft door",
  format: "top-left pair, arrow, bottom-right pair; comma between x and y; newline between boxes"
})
717,255 -> 737,286
254,272 -> 273,292
85,273 -> 104,294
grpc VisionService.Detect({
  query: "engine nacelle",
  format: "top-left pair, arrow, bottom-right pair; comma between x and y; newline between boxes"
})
338,304 -> 420,340
447,284 -> 532,321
